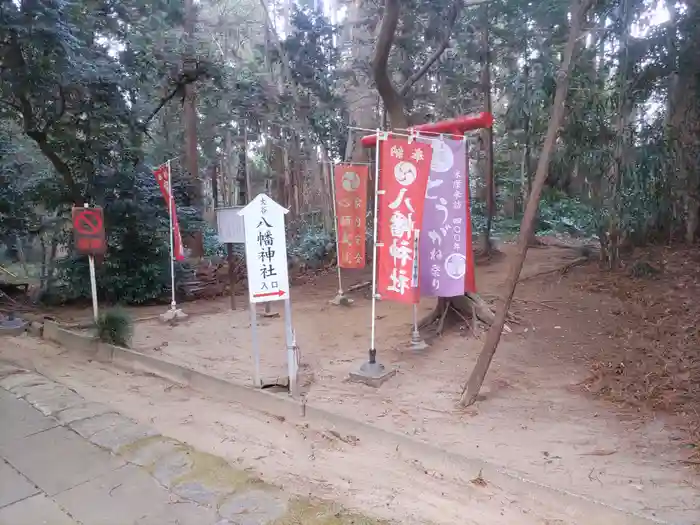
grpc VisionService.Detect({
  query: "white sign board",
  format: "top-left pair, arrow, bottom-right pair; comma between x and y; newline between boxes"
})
239,194 -> 290,303
216,206 -> 245,244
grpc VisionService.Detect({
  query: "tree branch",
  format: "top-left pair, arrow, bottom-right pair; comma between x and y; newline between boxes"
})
376,0 -> 492,124
372,0 -> 408,128
398,0 -> 464,96
142,84 -> 182,129
6,38 -> 81,203
0,98 -> 21,112
42,84 -> 66,133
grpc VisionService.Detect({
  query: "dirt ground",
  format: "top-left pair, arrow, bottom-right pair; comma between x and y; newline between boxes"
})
3,244 -> 699,523
134,244 -> 700,522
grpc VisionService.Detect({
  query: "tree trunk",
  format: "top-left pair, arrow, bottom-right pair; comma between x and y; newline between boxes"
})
522,62 -> 531,207
479,3 -> 495,255
211,163 -> 219,209
224,128 -> 233,205
183,0 -> 200,206
243,124 -> 252,204
459,0 -> 594,407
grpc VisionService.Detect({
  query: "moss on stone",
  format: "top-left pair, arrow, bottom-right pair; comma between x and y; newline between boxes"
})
273,499 -> 392,525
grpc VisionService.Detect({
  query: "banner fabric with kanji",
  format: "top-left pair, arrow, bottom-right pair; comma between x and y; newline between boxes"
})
333,164 -> 368,269
376,136 -> 433,304
419,137 -> 477,296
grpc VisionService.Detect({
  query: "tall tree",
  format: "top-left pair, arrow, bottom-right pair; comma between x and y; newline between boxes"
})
460,0 -> 596,406
479,2 -> 495,255
183,0 -> 201,206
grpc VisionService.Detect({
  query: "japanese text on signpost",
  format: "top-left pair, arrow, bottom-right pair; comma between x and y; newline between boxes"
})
241,195 -> 290,303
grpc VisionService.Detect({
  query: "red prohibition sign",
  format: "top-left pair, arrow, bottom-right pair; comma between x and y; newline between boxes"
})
75,209 -> 103,235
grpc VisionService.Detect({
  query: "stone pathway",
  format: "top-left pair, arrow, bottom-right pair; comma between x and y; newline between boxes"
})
0,362 -> 387,525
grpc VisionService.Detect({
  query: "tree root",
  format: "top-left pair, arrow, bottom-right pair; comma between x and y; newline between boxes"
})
417,292 -> 511,337
418,302 -> 442,329
347,281 -> 372,292
517,256 -> 589,283
436,300 -> 451,336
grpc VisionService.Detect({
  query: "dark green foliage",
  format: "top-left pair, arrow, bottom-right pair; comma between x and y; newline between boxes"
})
288,224 -> 334,267
96,307 -> 133,348
48,164 -> 205,304
0,0 -> 216,303
280,5 -> 347,159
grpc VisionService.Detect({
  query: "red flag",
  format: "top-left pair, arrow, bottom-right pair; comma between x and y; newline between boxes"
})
463,154 -> 477,293
376,137 -> 433,304
153,164 -> 185,261
334,164 -> 368,269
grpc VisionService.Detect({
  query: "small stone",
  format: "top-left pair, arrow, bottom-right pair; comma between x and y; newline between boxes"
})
28,322 -> 44,337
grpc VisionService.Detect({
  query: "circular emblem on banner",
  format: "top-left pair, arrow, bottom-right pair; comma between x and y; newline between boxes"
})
444,253 -> 466,279
342,171 -> 361,192
394,161 -> 418,186
431,141 -> 455,173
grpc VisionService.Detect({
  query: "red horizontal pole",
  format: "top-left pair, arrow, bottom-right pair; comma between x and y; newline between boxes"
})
360,112 -> 493,148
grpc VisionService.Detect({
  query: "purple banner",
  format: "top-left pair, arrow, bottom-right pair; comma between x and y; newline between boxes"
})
419,138 -> 468,297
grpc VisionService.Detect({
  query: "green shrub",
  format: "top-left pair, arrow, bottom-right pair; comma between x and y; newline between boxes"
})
96,307 -> 133,348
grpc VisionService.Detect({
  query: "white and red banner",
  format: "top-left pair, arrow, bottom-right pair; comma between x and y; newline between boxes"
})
153,163 -> 185,261
334,164 -> 368,269
376,137 -> 433,304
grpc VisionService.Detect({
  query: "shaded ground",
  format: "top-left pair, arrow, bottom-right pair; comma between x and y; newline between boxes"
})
571,245 -> 700,459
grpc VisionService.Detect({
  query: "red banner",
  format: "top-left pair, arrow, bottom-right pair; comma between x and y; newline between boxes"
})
334,164 -> 368,269
464,160 -> 477,293
376,137 -> 433,304
153,164 -> 185,261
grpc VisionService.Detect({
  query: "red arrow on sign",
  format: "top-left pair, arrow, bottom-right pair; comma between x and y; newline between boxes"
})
253,290 -> 286,299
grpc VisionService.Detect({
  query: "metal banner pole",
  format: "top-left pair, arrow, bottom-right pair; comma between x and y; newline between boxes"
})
329,163 -> 350,306
89,255 -> 98,323
283,298 -> 297,396
167,159 -> 176,311
249,301 -> 261,387
369,132 -> 382,361
349,130 -> 396,386
160,160 -> 186,323
410,230 -> 427,350
84,202 -> 99,324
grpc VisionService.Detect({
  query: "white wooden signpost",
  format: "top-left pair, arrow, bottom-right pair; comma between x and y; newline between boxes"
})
239,194 -> 298,395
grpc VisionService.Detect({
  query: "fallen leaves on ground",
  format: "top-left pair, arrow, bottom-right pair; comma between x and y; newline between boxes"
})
577,245 -> 700,458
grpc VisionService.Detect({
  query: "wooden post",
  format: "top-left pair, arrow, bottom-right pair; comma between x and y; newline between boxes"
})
227,243 -> 236,310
